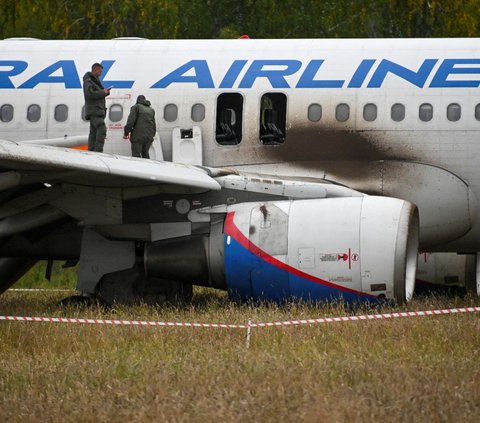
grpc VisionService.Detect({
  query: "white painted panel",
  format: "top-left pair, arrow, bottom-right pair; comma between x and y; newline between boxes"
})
172,126 -> 203,165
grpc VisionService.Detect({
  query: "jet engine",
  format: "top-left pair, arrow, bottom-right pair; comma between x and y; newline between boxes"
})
145,196 -> 419,303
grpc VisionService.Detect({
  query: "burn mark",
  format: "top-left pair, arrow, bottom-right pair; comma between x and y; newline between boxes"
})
260,204 -> 268,221
263,126 -> 397,162
211,124 -> 420,171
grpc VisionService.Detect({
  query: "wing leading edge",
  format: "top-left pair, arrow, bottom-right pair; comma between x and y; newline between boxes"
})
0,139 -> 220,191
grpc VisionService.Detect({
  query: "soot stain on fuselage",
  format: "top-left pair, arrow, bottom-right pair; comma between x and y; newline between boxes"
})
210,124 -> 425,193
260,126 -> 407,162
213,124 -> 418,168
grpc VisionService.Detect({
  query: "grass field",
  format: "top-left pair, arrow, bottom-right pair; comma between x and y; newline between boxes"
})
1,262 -> 479,422
12,261 -> 77,289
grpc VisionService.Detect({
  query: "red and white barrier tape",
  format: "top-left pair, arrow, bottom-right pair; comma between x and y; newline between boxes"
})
0,316 -> 247,328
1,307 -> 479,329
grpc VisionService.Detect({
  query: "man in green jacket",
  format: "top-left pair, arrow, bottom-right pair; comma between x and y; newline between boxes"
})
123,95 -> 156,159
83,63 -> 111,152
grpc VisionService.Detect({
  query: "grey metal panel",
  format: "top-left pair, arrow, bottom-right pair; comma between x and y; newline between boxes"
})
52,192 -> 122,225
0,186 -> 63,219
0,205 -> 66,236
381,161 -> 473,248
77,228 -> 135,294
151,222 -> 192,241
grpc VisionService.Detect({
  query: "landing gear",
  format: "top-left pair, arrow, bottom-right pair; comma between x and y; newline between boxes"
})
57,295 -> 95,308
62,228 -> 193,307
97,265 -> 193,305
59,265 -> 192,307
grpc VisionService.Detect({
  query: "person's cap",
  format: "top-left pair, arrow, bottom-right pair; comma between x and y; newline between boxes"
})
137,95 -> 146,102
92,62 -> 103,70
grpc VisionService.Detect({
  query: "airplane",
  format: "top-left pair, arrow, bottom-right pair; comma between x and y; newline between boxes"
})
415,252 -> 476,295
0,37 -> 479,305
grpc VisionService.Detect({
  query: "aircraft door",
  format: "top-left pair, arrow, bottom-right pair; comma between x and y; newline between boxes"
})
104,93 -> 132,156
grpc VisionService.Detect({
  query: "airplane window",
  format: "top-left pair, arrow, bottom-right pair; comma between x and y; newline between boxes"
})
81,106 -> 87,121
419,103 -> 433,122
476,104 -> 480,121
363,103 -> 377,122
447,103 -> 461,122
27,104 -> 41,122
191,104 -> 205,122
308,104 -> 322,122
335,103 -> 350,122
391,103 -> 405,122
109,104 -> 123,122
54,104 -> 68,122
164,104 -> 178,122
259,93 -> 286,145
0,104 -> 14,122
216,93 -> 243,145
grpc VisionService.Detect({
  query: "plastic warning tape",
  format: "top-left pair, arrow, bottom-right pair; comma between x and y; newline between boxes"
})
250,306 -> 480,327
0,306 -> 479,329
0,316 -> 247,328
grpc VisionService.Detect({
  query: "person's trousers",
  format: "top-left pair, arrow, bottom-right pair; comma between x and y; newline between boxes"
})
88,116 -> 107,152
131,140 -> 152,159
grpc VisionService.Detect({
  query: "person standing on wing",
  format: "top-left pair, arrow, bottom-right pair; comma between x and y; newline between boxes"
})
123,95 -> 156,159
83,63 -> 110,152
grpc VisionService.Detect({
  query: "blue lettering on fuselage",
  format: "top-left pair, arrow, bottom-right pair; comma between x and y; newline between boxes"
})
19,60 -> 81,89
0,61 -> 28,88
2,58 -> 480,89
296,60 -> 344,88
429,59 -> 480,88
151,60 -> 215,88
99,60 -> 134,89
239,60 -> 302,88
0,60 -> 133,89
347,59 -> 376,88
367,59 -> 438,88
219,60 -> 248,88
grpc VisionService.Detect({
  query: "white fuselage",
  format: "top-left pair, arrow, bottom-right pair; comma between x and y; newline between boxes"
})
1,38 -> 479,250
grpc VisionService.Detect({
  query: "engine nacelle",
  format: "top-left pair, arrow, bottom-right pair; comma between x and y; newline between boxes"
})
145,197 -> 419,303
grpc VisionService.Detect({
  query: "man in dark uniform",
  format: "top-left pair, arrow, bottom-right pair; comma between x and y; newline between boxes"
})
83,63 -> 110,152
123,95 -> 156,159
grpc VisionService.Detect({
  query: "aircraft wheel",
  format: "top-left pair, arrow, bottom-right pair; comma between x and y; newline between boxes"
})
97,265 -> 193,305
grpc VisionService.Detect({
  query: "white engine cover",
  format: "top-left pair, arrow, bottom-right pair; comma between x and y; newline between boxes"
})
224,196 -> 419,303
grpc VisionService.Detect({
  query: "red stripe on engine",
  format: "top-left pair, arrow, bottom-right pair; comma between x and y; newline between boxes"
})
224,212 -> 374,297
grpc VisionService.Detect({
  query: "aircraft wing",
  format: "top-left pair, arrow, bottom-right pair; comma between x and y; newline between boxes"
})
0,139 -> 220,191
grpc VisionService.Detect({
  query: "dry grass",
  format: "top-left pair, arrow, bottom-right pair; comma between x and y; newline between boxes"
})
1,265 -> 480,422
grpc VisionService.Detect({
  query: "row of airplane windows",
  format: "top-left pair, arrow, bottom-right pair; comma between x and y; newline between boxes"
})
1,101 -> 480,124
0,103 -> 201,124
